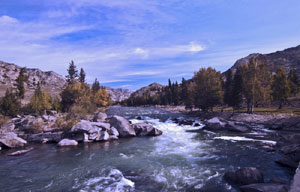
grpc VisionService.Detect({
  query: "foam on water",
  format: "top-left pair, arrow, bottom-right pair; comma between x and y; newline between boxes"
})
214,136 -> 276,145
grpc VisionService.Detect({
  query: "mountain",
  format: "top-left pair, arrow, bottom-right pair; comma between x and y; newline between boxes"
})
129,82 -> 164,99
105,87 -> 132,102
228,45 -> 300,75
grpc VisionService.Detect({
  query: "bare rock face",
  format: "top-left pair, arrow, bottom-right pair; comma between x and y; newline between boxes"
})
109,116 -> 136,138
57,139 -> 78,147
105,87 -> 132,102
0,132 -> 27,148
133,123 -> 163,136
224,167 -> 264,185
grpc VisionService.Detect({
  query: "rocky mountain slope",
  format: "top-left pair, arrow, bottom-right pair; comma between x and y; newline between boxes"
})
0,60 -> 131,103
105,87 -> 132,102
129,82 -> 164,99
229,45 -> 300,75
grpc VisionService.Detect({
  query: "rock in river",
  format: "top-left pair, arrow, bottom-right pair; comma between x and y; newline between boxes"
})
93,112 -> 108,122
109,116 -> 136,138
0,132 -> 27,148
224,167 -> 264,185
204,117 -> 226,130
240,183 -> 288,192
57,139 -> 78,147
133,123 -> 162,136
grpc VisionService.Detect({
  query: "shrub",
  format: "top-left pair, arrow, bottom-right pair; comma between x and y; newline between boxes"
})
0,89 -> 21,117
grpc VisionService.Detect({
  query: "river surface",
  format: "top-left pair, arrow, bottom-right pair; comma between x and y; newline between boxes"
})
0,106 -> 294,192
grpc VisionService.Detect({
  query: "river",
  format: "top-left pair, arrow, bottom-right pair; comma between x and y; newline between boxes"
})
0,106 -> 294,192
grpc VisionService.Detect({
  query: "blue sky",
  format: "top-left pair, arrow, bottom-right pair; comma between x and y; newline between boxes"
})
0,0 -> 300,90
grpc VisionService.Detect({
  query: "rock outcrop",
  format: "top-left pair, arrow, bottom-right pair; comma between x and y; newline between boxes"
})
240,183 -> 288,192
133,123 -> 163,136
224,167 -> 264,185
109,116 -> 136,137
0,132 -> 27,148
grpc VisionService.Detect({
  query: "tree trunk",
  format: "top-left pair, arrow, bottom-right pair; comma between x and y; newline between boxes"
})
278,100 -> 283,109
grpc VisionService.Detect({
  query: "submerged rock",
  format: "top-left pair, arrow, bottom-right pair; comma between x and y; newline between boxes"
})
275,156 -> 299,169
0,132 -> 27,148
226,121 -> 249,132
8,147 -> 34,156
57,139 -> 78,147
133,123 -> 163,136
109,116 -> 136,137
224,167 -> 264,185
240,183 -> 288,192
26,132 -> 64,143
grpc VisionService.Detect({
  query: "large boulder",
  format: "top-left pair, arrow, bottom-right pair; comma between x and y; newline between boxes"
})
1,123 -> 15,132
26,132 -> 64,143
109,116 -> 136,137
290,163 -> 300,192
204,117 -> 226,130
0,132 -> 27,148
133,123 -> 163,136
93,112 -> 108,122
224,167 -> 264,185
57,139 -> 78,147
240,183 -> 288,192
226,121 -> 249,133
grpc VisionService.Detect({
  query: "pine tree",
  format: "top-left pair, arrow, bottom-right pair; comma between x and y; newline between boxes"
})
92,78 -> 101,93
0,89 -> 21,117
28,82 -> 52,114
271,67 -> 290,109
79,68 -> 86,83
231,67 -> 244,109
16,67 -> 28,99
288,69 -> 299,96
66,60 -> 78,83
224,69 -> 233,106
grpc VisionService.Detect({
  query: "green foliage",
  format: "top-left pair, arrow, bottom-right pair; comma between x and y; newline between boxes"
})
288,69 -> 299,96
16,67 -> 28,99
51,96 -> 61,112
193,67 -> 223,111
0,89 -> 21,117
271,67 -> 290,109
230,67 -> 244,109
92,78 -> 101,93
66,60 -> 78,83
27,83 -> 52,114
224,69 -> 233,107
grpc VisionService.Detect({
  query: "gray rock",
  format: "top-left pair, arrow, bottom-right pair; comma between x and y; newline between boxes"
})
109,135 -> 119,140
290,163 -> 300,192
8,147 -> 34,156
97,131 -> 110,141
70,133 -> 90,143
109,116 -> 136,137
226,121 -> 249,132
0,132 -> 27,148
57,139 -> 78,147
275,156 -> 298,169
240,183 -> 288,192
224,167 -> 264,185
1,123 -> 15,132
109,127 -> 119,137
204,117 -> 226,130
133,123 -> 163,136
93,112 -> 107,122
71,120 -> 110,134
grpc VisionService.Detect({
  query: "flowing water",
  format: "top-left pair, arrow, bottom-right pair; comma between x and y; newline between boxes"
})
0,106 -> 294,192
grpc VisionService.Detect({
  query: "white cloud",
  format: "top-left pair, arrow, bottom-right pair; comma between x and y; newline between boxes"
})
0,15 -> 18,24
188,42 -> 204,53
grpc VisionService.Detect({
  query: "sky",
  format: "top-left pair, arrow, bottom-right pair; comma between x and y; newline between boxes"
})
0,0 -> 300,90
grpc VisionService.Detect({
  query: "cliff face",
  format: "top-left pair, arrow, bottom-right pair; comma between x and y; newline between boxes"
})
105,87 -> 132,102
229,45 -> 300,75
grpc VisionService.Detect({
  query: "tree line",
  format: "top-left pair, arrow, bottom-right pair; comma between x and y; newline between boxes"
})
0,61 -> 111,117
124,58 -> 299,113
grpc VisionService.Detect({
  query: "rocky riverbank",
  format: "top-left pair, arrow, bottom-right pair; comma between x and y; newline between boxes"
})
0,110 -> 163,153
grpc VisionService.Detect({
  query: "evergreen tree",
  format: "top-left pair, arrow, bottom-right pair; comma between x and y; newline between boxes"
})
167,79 -> 173,104
16,67 -> 28,99
92,78 -> 101,93
27,82 -> 52,114
66,60 -> 78,83
271,67 -> 290,109
224,69 -> 233,106
231,67 -> 244,109
288,69 -> 299,96
184,82 -> 194,110
79,68 -> 86,83
193,67 -> 223,111
181,78 -> 188,105
0,89 -> 21,117
172,81 -> 180,105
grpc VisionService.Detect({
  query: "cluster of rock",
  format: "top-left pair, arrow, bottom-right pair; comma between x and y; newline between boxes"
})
203,117 -> 250,133
0,111 -> 163,149
224,167 -> 288,192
